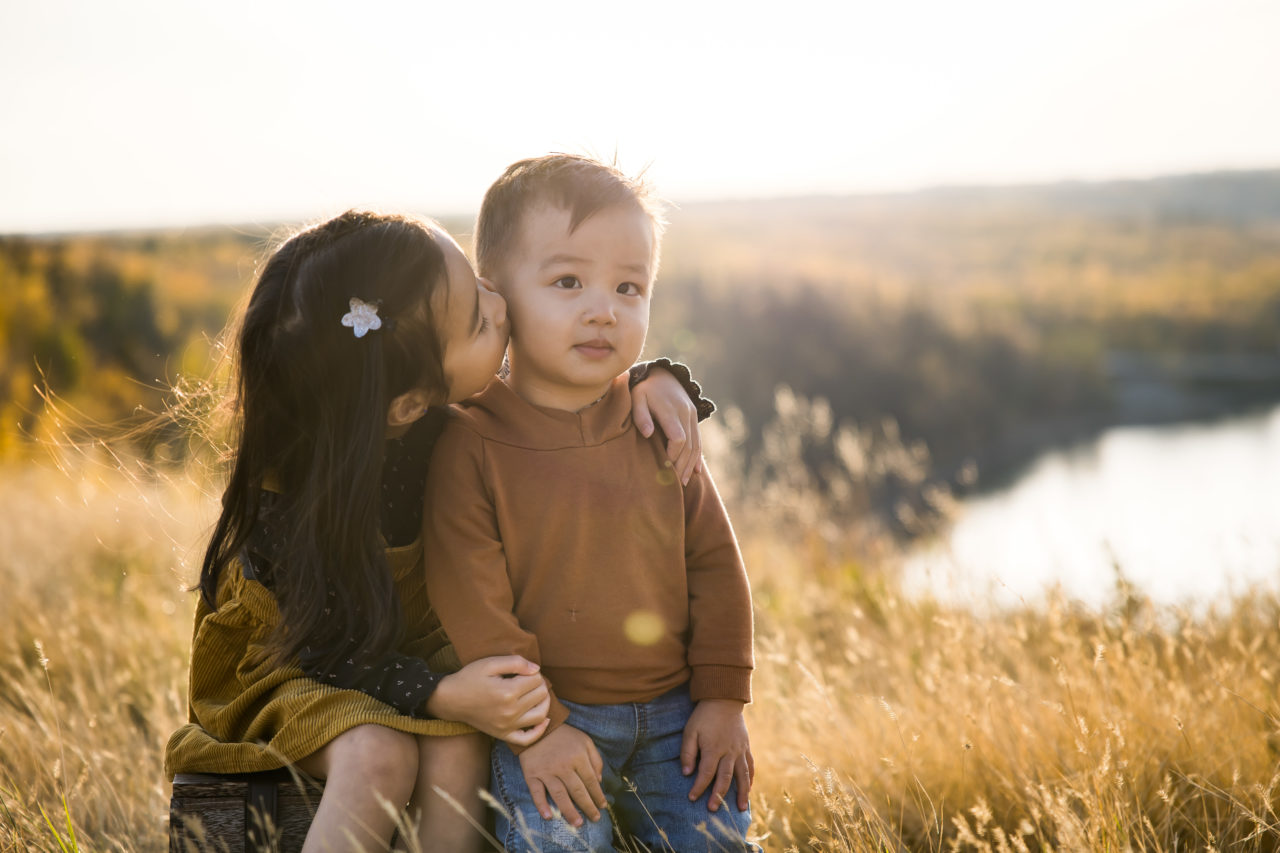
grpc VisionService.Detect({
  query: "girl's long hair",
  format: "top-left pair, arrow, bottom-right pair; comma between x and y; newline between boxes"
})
199,210 -> 449,671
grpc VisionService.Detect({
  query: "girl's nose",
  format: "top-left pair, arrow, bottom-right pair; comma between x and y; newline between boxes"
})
482,283 -> 508,327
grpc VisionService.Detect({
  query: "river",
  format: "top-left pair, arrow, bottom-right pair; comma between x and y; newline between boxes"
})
904,402 -> 1280,609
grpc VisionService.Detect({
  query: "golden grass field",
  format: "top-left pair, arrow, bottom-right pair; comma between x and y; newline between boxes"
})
2,413 -> 1279,853
4,174 -> 1280,850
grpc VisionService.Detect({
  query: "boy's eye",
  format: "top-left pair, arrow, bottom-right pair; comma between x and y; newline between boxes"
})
477,316 -> 489,334
553,276 -> 581,289
617,282 -> 643,296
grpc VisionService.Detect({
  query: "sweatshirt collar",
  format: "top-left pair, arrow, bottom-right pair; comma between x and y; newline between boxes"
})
453,373 -> 633,450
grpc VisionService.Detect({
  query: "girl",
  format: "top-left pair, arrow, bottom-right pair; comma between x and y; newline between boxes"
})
164,210 -> 710,852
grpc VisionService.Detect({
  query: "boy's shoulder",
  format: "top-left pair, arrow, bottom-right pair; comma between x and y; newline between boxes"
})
444,374 -> 637,452
443,376 -> 509,432
441,377 -> 539,445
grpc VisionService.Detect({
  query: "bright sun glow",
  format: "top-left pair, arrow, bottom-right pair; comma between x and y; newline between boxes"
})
1,0 -> 1278,231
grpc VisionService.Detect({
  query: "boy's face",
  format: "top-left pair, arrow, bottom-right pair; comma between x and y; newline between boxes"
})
494,201 -> 655,411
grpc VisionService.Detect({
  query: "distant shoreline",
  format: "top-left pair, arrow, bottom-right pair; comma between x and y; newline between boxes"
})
962,379 -> 1280,493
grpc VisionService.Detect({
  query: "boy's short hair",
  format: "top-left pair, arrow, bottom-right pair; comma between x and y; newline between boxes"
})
475,154 -> 666,278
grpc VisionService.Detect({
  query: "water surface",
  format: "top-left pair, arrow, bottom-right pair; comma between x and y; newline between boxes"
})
905,403 -> 1280,608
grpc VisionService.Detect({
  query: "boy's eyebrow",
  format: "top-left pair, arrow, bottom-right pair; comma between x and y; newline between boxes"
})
540,253 -> 650,276
540,253 -> 589,270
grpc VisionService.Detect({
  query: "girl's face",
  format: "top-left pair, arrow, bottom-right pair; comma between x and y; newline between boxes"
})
435,230 -> 510,403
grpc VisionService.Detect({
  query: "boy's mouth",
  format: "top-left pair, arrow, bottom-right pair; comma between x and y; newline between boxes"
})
573,339 -> 614,359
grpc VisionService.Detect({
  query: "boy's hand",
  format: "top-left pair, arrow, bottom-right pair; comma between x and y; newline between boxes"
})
518,723 -> 607,827
427,655 -> 551,746
631,368 -> 702,485
681,699 -> 753,812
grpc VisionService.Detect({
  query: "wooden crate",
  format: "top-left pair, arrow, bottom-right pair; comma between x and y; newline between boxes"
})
169,771 -> 325,853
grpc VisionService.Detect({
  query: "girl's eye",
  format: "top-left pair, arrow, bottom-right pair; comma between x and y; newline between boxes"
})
553,276 -> 581,289
478,316 -> 489,334
618,282 -> 642,296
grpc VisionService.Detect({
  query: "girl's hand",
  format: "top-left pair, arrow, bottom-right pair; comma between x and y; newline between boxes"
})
426,655 -> 551,746
631,368 -> 702,485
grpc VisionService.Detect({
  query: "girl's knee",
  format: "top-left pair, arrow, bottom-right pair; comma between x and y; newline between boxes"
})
420,731 -> 489,762
328,724 -> 419,788
417,732 -> 490,787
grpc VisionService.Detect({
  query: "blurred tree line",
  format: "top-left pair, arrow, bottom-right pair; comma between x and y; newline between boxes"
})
648,170 -> 1280,486
0,229 -> 261,453
3,173 -> 1280,495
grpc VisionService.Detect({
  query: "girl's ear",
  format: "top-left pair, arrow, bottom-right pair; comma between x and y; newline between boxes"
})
386,389 -> 434,431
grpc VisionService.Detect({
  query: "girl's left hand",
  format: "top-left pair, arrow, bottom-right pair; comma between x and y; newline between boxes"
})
426,655 -> 551,746
631,369 -> 702,485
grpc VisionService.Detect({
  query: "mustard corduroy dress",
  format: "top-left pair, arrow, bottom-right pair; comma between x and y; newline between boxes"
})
164,539 -> 471,778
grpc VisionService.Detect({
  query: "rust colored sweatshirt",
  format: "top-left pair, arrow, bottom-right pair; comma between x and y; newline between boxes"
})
423,374 -> 753,734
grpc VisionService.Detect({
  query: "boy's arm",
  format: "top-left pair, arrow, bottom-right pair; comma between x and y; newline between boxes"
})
683,464 -> 754,703
681,462 -> 756,810
422,420 -> 573,744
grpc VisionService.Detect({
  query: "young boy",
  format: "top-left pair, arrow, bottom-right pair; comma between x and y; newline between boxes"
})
424,154 -> 757,852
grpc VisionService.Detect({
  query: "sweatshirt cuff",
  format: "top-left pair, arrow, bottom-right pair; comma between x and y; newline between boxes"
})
628,358 -> 716,422
509,693 -> 573,755
689,665 -> 753,704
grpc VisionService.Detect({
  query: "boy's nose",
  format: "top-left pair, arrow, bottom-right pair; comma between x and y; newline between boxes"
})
582,293 -> 616,325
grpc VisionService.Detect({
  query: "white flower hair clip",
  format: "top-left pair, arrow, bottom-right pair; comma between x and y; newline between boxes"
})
341,298 -> 383,338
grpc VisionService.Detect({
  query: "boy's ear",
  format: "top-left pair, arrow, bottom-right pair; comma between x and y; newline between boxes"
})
387,389 -> 433,429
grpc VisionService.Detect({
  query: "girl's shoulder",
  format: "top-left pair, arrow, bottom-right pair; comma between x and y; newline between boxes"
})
246,410 -> 447,569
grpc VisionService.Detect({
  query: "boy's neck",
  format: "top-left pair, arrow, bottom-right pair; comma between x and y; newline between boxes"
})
504,368 -> 613,413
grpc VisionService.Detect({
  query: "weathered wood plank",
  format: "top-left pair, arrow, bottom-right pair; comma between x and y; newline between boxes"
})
169,771 -> 324,853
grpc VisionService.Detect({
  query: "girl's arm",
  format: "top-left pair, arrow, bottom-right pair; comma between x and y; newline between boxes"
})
300,644 -> 550,747
427,656 -> 551,746
245,490 -> 552,743
628,359 -> 715,485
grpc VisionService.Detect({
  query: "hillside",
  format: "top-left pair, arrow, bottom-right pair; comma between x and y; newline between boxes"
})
650,170 -> 1280,484
3,171 -> 1279,494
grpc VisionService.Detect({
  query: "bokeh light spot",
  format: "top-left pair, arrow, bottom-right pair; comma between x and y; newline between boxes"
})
624,610 -> 664,646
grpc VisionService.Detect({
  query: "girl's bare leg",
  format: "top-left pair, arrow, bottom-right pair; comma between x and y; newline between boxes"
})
408,732 -> 491,853
296,724 -> 420,853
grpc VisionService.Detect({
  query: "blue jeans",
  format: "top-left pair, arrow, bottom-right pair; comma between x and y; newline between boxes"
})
491,685 -> 758,852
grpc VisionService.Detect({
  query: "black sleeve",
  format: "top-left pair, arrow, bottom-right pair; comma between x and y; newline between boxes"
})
245,547 -> 447,719
628,358 -> 716,422
299,632 -> 446,720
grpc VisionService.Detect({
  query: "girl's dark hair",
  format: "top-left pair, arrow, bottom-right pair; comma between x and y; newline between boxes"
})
199,210 -> 449,671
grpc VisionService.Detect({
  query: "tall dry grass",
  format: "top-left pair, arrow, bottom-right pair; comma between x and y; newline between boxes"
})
0,451 -> 213,851
2,407 -> 1279,851
702,391 -> 1280,851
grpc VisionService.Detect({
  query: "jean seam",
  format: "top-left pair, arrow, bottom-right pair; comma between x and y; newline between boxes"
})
491,746 -> 522,853
632,698 -> 646,761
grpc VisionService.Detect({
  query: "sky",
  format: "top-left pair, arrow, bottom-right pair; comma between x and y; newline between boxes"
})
2,0 -> 1278,233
